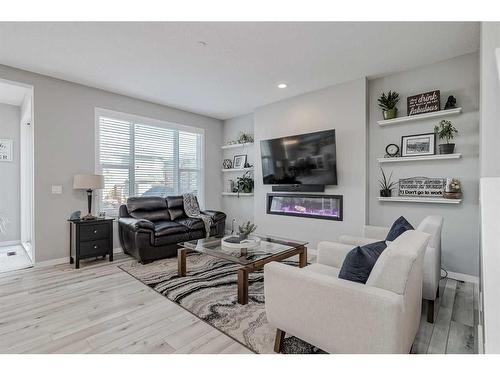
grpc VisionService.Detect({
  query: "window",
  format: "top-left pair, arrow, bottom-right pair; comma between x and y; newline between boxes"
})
96,109 -> 204,217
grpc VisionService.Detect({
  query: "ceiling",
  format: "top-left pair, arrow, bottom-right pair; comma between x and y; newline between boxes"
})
0,22 -> 479,119
0,80 -> 30,106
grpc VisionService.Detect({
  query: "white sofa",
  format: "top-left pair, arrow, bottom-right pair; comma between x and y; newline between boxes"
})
264,230 -> 430,354
336,215 -> 443,323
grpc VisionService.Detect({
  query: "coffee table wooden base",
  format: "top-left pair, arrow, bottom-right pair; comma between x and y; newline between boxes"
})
177,245 -> 308,305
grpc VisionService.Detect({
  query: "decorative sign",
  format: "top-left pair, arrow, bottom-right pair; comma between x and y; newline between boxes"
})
398,177 -> 445,197
0,139 -> 13,162
407,90 -> 441,116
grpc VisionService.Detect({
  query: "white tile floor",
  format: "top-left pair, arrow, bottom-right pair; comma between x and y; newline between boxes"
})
0,245 -> 32,273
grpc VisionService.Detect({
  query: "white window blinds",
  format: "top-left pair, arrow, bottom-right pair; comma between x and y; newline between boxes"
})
97,112 -> 203,217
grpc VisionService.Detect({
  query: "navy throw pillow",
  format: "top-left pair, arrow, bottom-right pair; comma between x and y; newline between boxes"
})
338,241 -> 387,284
385,216 -> 414,242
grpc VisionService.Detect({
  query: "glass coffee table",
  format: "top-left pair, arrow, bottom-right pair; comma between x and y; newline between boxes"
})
178,234 -> 308,305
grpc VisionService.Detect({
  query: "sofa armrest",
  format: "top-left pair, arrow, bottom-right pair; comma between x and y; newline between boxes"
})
201,210 -> 226,221
338,235 -> 381,247
317,241 -> 355,268
118,217 -> 155,232
264,262 -> 405,353
364,225 -> 389,240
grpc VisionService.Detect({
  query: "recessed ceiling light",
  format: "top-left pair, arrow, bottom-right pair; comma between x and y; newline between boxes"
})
277,83 -> 288,89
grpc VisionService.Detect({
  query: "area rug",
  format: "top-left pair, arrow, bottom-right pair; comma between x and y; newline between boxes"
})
119,253 -> 322,354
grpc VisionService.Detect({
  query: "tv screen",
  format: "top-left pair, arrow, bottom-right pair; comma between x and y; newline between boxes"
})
260,129 -> 337,185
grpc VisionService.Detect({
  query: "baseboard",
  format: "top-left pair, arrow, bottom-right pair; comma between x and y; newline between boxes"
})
35,248 -> 123,268
0,240 -> 21,247
447,271 -> 479,284
35,257 -> 68,268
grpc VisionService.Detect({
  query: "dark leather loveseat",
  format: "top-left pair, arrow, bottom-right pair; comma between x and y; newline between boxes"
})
118,196 -> 226,263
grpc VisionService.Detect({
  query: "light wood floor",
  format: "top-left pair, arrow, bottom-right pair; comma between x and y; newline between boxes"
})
0,254 -> 476,354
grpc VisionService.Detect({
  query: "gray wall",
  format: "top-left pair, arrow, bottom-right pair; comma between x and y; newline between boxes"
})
221,113 -> 255,231
480,22 -> 500,178
253,78 -> 368,249
368,52 -> 480,276
0,64 -> 223,263
0,103 -> 20,242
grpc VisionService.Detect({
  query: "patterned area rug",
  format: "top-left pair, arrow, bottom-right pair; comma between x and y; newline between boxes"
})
119,253 -> 322,354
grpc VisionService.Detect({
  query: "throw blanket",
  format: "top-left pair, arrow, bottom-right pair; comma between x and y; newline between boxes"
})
183,193 -> 212,238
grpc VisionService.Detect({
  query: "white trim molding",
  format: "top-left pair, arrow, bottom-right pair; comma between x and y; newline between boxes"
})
0,240 -> 21,247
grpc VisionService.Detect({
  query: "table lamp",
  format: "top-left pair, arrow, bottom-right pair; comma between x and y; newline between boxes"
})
73,174 -> 105,220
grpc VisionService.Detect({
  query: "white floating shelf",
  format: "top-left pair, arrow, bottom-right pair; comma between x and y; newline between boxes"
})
378,153 -> 462,163
378,197 -> 462,204
221,142 -> 254,150
377,107 -> 462,126
221,168 -> 254,173
221,192 -> 254,197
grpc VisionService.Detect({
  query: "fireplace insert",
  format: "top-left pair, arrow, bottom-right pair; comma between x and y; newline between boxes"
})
266,193 -> 343,221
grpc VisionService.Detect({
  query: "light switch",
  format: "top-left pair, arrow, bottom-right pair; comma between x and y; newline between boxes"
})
51,185 -> 63,194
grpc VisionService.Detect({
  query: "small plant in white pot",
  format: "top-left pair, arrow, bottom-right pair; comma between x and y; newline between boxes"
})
378,91 -> 400,120
435,120 -> 458,154
238,221 -> 257,241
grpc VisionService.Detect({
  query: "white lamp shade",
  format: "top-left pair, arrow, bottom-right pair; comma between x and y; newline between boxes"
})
73,174 -> 105,190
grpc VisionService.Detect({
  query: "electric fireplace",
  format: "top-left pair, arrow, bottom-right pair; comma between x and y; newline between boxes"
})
266,193 -> 343,221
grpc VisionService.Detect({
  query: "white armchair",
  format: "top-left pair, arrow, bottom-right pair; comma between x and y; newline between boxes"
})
337,215 -> 443,323
264,230 -> 430,354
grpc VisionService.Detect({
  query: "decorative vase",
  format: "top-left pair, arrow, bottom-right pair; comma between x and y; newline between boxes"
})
438,143 -> 455,154
382,108 -> 398,120
380,189 -> 392,197
243,187 -> 252,194
239,233 -> 248,241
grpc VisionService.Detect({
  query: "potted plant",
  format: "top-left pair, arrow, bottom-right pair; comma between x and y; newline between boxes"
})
236,171 -> 254,194
378,91 -> 400,120
238,221 -> 257,241
434,120 -> 458,154
237,132 -> 254,144
379,168 -> 397,197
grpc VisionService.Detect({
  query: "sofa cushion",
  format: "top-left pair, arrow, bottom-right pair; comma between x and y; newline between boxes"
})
168,208 -> 185,220
127,196 -> 170,222
386,216 -> 414,242
153,220 -> 188,237
166,195 -> 184,209
338,241 -> 387,284
175,217 -> 205,230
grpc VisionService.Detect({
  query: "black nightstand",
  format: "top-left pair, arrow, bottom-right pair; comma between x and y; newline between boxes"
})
68,218 -> 114,269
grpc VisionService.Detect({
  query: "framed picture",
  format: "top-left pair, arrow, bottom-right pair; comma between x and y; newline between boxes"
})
401,133 -> 435,157
233,154 -> 247,169
0,139 -> 13,162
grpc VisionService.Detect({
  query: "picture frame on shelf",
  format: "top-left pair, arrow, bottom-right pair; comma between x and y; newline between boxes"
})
233,154 -> 247,169
401,133 -> 435,157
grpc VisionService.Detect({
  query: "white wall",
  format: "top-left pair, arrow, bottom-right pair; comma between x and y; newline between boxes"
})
479,22 -> 500,354
0,64 -> 223,263
253,78 -> 368,249
0,103 -> 20,243
221,113 -> 255,231
368,53 -> 480,277
480,23 -> 500,178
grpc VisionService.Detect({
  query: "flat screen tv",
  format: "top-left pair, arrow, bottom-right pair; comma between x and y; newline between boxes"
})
260,129 -> 337,185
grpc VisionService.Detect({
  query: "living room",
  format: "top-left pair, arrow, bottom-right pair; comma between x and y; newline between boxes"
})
1,1 -> 500,373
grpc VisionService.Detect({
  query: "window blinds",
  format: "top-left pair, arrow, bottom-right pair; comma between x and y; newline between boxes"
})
97,114 -> 203,217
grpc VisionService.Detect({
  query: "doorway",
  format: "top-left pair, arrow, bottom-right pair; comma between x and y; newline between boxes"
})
0,78 -> 34,273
